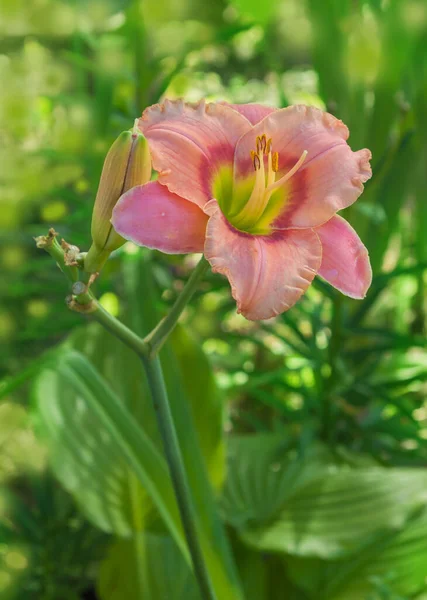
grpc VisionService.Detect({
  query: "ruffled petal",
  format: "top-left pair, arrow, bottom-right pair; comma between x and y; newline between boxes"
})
204,207 -> 322,320
316,215 -> 372,298
138,99 -> 251,209
220,102 -> 276,125
112,181 -> 208,254
233,105 -> 372,229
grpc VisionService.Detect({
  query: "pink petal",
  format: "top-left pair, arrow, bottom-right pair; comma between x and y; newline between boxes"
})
138,99 -> 251,209
233,105 -> 372,228
220,102 -> 276,125
204,208 -> 322,320
112,181 -> 208,254
316,215 -> 372,299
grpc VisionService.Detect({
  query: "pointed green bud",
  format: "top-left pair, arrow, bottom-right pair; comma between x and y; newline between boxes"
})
84,123 -> 151,272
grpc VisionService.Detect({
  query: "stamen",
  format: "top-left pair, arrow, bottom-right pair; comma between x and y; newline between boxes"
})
261,135 -> 267,152
256,134 -> 267,154
251,151 -> 261,170
266,150 -> 307,194
232,140 -> 307,231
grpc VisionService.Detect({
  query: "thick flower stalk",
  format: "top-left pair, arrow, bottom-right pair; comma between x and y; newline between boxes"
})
112,100 -> 372,320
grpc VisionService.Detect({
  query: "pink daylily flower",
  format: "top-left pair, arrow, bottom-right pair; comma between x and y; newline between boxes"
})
112,100 -> 372,320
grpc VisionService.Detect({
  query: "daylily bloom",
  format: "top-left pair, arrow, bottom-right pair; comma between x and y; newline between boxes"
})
112,100 -> 372,320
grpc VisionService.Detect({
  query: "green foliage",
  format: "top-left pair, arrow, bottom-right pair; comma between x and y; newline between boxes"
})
98,533 -> 201,600
223,435 -> 427,599
2,0 -> 427,598
0,474 -> 106,599
33,349 -> 179,540
31,251 -> 240,600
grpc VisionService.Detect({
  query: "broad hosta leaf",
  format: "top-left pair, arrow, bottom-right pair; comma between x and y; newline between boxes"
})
98,533 -> 201,600
242,468 -> 427,559
54,321 -> 225,536
286,507 -> 427,599
221,435 -> 332,529
67,322 -> 225,494
32,350 -> 186,555
222,435 -> 427,559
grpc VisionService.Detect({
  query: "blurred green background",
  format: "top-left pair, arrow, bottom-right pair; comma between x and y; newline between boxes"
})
1,0 -> 427,598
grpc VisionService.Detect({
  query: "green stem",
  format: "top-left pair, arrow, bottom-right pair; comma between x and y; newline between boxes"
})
142,355 -> 217,600
145,256 -> 209,356
92,302 -> 148,355
90,256 -> 208,357
38,232 -> 207,357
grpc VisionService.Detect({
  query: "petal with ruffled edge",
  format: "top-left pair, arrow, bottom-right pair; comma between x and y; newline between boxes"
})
316,215 -> 372,299
233,105 -> 372,230
138,99 -> 251,209
204,205 -> 322,320
112,181 -> 208,254
220,102 -> 276,125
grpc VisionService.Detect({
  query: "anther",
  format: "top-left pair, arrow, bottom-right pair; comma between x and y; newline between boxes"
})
253,153 -> 261,170
256,134 -> 267,153
260,134 -> 267,152
272,152 -> 279,172
266,138 -> 272,154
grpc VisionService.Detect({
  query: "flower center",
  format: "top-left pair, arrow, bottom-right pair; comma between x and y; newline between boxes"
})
230,134 -> 307,231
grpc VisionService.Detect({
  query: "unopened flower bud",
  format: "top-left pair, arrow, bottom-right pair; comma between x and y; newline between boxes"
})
84,124 -> 151,272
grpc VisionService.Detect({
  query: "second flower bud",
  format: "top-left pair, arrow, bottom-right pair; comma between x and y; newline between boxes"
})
85,124 -> 151,273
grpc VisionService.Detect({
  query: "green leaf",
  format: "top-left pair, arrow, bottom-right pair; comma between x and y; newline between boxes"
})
286,507 -> 427,600
32,350 -> 187,556
98,532 -> 201,600
222,436 -> 427,560
229,0 -> 277,24
232,537 -> 305,600
349,261 -> 427,327
306,0 -> 350,118
0,348 -> 58,402
365,131 -> 417,273
221,435 -> 332,529
242,467 -> 427,559
166,326 -> 226,490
